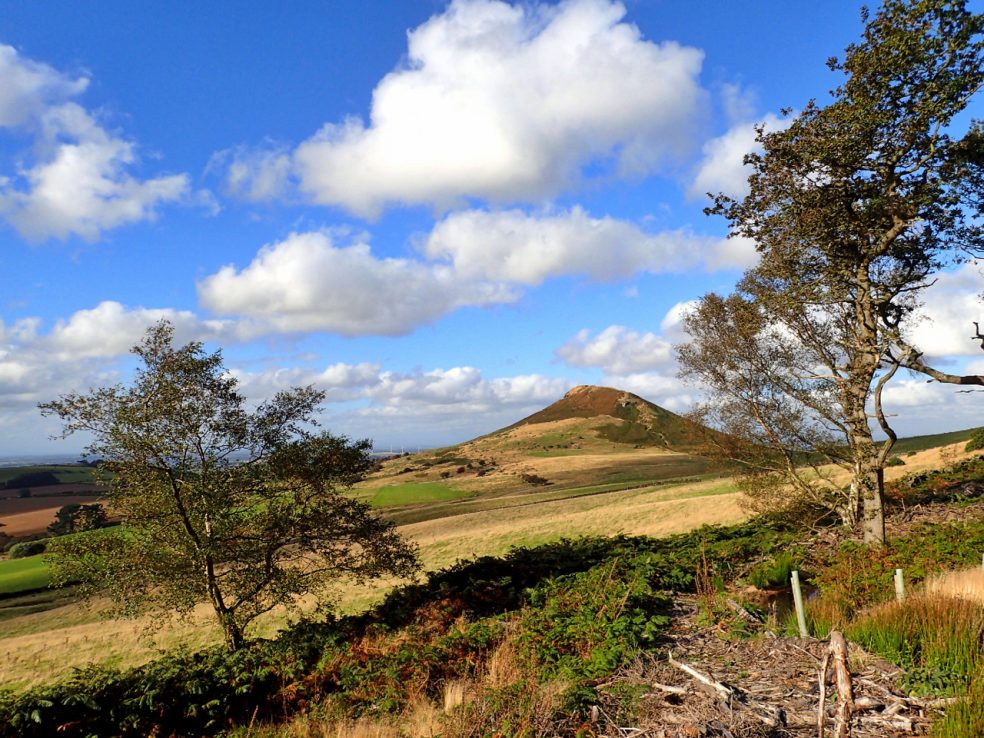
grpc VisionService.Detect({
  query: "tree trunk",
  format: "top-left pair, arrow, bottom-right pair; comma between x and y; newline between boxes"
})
844,364 -> 885,543
846,397 -> 885,544
203,558 -> 245,651
856,456 -> 885,545
217,607 -> 245,652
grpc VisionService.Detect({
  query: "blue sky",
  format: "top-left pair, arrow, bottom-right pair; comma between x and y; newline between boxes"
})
0,0 -> 981,456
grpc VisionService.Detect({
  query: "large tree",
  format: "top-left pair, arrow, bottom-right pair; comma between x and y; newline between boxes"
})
680,0 -> 983,544
41,322 -> 419,651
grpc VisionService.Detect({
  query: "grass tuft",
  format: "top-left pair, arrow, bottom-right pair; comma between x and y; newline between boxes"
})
746,552 -> 798,589
933,674 -> 984,738
925,567 -> 984,605
847,594 -> 984,696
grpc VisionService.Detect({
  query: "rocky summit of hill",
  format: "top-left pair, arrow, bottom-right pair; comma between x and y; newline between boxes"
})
509,384 -> 708,450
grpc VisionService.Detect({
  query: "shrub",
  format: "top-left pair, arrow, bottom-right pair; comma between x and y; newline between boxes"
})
520,473 -> 550,486
8,540 -> 46,558
966,428 -> 984,452
47,503 -> 108,535
885,456 -> 905,467
0,522 -> 795,737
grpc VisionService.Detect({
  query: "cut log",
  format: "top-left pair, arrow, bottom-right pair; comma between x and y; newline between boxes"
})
829,631 -> 854,738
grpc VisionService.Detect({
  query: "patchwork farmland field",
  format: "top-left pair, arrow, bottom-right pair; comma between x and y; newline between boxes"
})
0,556 -> 49,595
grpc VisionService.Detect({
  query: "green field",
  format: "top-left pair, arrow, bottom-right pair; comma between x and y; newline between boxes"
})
0,464 -> 97,487
892,427 -> 979,454
0,555 -> 50,595
370,483 -> 473,507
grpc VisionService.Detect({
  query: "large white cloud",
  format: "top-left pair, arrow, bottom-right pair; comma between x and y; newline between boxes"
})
0,45 -> 88,128
223,0 -> 706,216
0,45 -> 189,242
0,302 -> 246,431
198,210 -> 755,340
421,207 -> 758,283
223,360 -> 572,448
556,325 -> 673,374
907,263 -> 984,358
40,301 -> 237,360
231,362 -> 383,404
688,112 -> 788,201
197,230 -> 516,336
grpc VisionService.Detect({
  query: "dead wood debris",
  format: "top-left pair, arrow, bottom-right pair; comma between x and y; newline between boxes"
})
592,596 -> 946,738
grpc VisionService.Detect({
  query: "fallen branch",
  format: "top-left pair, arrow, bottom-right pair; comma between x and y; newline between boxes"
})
668,652 -> 784,729
668,651 -> 732,700
725,598 -> 762,623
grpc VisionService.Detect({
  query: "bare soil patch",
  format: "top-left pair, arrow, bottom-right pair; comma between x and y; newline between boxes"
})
0,493 -> 104,535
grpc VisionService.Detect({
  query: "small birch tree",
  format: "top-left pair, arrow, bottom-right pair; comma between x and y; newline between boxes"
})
41,321 -> 419,651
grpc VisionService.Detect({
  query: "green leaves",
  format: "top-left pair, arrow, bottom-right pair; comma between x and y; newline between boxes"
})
39,320 -> 419,652
682,0 -> 984,544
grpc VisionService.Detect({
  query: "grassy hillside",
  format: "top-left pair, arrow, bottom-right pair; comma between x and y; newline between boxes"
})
891,426 -> 979,454
0,556 -> 49,594
508,384 -> 713,449
5,453 -> 984,737
0,465 -> 96,487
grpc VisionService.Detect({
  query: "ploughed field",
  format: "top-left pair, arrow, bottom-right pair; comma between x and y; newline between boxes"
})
0,465 -> 104,536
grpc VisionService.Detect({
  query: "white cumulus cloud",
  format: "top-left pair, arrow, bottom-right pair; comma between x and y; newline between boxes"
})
556,325 -> 673,375
0,45 -> 88,127
225,0 -> 706,216
197,230 -> 516,336
41,301 -> 238,360
421,207 -> 758,283
0,44 -> 189,242
907,263 -> 984,358
689,112 -> 788,201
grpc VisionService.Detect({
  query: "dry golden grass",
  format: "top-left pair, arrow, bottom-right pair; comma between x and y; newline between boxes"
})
925,567 -> 984,605
404,479 -> 742,566
0,475 -> 740,691
240,705 -> 441,738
